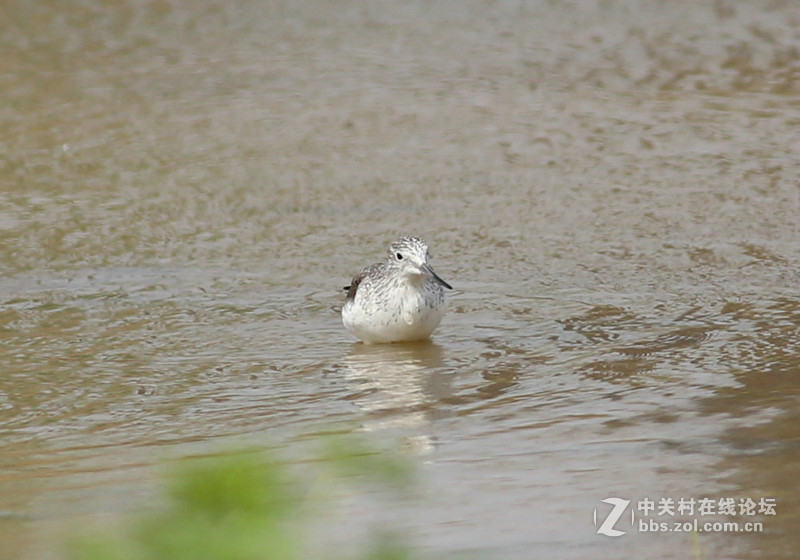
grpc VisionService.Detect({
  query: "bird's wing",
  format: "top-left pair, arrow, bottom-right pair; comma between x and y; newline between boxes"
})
343,263 -> 383,301
344,269 -> 367,301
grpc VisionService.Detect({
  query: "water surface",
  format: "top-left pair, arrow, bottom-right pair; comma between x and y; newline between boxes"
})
1,1 -> 800,558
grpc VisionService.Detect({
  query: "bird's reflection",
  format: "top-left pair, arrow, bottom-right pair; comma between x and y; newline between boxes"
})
341,340 -> 450,455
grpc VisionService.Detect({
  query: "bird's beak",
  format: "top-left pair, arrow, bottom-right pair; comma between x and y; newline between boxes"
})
421,263 -> 453,290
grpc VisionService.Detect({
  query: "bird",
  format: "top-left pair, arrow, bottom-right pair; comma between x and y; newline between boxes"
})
342,236 -> 452,344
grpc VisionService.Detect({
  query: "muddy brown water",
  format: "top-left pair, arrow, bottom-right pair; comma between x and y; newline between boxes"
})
2,1 -> 800,558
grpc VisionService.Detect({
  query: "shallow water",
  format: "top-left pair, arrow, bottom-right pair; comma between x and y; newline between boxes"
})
2,0 -> 800,558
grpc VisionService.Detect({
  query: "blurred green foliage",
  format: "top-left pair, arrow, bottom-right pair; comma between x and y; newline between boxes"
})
68,438 -> 415,560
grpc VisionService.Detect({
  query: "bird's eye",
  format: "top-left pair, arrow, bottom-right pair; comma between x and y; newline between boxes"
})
396,252 -> 403,260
